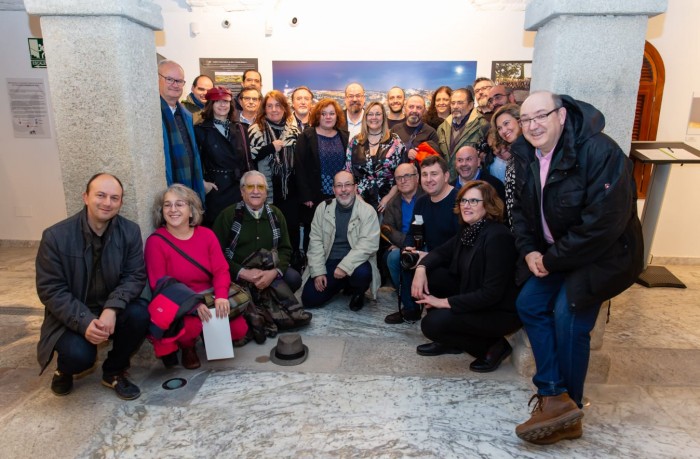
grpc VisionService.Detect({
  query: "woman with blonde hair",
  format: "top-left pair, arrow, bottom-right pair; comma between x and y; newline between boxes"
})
488,103 -> 522,229
345,101 -> 406,212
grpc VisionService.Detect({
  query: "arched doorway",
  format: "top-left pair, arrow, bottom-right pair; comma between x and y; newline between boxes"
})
632,41 -> 665,198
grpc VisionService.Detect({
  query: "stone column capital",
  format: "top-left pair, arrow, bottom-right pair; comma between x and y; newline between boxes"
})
24,0 -> 163,30
525,0 -> 667,30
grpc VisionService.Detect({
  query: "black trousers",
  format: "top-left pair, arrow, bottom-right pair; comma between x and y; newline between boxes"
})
420,271 -> 521,358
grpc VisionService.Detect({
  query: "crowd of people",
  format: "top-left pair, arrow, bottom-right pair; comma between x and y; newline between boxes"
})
33,61 -> 644,446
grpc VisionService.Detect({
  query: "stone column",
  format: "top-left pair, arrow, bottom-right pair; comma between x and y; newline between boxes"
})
24,0 -> 164,240
511,0 -> 667,382
525,0 -> 667,152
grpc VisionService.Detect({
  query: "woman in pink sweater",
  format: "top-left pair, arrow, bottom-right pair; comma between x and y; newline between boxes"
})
145,184 -> 248,369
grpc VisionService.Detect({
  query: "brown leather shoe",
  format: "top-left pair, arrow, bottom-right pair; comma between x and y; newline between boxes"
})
515,393 -> 583,443
181,347 -> 201,370
528,419 -> 583,445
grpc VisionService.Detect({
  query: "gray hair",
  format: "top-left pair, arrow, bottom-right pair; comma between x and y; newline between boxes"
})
240,170 -> 267,189
153,184 -> 203,228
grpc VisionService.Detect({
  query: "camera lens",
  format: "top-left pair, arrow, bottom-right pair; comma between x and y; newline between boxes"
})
400,252 -> 420,270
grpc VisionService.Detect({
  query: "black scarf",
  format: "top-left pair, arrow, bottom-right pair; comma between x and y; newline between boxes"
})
460,218 -> 486,247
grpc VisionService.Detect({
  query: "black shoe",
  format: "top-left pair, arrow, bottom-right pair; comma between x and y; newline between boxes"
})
384,309 -> 421,324
51,370 -> 73,396
161,351 -> 178,369
349,293 -> 365,311
416,342 -> 463,356
101,372 -> 141,400
469,338 -> 512,373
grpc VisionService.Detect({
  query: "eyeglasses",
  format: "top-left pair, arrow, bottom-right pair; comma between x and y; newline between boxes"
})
474,85 -> 493,94
241,96 -> 259,102
159,74 -> 186,87
519,108 -> 560,128
333,182 -> 355,190
396,173 -> 417,182
244,184 -> 266,192
346,94 -> 364,100
450,100 -> 468,106
163,200 -> 188,209
459,198 -> 483,207
487,93 -> 506,106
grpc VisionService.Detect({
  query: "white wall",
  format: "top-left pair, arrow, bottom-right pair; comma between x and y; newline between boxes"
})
1,0 -> 699,261
645,0 -> 700,260
0,11 -> 66,241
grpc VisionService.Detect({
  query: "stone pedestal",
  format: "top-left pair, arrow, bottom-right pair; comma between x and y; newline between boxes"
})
24,0 -> 164,239
525,0 -> 667,152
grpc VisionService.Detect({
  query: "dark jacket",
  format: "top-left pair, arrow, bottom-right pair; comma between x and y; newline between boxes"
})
383,188 -> 425,247
421,220 -> 520,315
451,170 -> 506,204
295,126 -> 350,204
510,95 -> 644,310
35,208 -> 146,372
195,119 -> 251,225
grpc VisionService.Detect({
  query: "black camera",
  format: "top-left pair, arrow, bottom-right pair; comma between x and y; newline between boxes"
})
400,217 -> 424,270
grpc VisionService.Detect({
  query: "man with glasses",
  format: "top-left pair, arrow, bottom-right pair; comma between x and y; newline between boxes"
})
437,88 -> 490,178
237,87 -> 261,126
487,84 -> 516,113
472,77 -> 495,120
381,163 -> 424,289
511,91 -> 643,444
158,60 -> 207,204
181,74 -> 214,121
344,82 -> 366,141
391,95 -> 439,162
385,156 -> 459,324
301,170 -> 380,311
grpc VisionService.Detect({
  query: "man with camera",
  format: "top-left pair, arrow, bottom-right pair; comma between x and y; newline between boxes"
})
384,156 -> 460,324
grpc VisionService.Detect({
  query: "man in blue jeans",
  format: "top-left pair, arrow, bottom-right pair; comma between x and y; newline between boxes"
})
301,170 -> 380,311
36,173 -> 150,400
511,91 -> 643,444
384,156 -> 459,324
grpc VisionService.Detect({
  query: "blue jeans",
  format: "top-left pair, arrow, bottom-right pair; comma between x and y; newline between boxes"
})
387,250 -> 419,313
516,273 -> 601,407
301,259 -> 373,308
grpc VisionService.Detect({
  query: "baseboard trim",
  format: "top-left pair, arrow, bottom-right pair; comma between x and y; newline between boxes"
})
650,256 -> 700,266
0,240 -> 40,248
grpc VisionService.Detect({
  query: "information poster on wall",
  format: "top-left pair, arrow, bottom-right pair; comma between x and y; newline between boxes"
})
6,78 -> 51,138
199,58 -> 258,95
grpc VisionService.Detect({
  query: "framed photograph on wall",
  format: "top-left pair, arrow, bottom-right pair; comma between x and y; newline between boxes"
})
491,60 -> 531,102
272,61 -> 477,107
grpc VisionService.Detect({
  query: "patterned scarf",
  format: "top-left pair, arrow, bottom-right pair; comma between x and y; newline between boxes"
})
249,119 -> 299,199
460,218 -> 487,247
504,156 -> 516,231
213,118 -> 230,139
225,202 -> 281,261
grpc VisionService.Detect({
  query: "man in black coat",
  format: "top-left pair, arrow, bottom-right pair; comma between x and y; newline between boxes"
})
35,173 -> 149,400
511,91 -> 643,444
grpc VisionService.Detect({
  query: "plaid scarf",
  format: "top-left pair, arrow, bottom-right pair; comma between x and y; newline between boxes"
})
160,98 -> 206,203
224,202 -> 281,261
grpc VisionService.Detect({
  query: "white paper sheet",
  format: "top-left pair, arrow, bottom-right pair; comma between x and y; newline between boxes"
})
637,148 -> 676,161
201,310 -> 234,360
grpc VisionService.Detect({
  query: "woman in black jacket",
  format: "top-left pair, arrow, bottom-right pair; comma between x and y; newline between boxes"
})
195,86 -> 250,227
295,98 -> 349,252
413,180 -> 521,373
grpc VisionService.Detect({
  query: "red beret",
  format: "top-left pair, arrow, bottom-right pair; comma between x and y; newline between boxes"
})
206,86 -> 232,101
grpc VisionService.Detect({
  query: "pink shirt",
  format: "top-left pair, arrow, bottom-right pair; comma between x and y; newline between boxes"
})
144,226 -> 231,299
535,148 -> 555,244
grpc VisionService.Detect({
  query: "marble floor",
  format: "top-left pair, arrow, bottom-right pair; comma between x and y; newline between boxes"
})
1,246 -> 699,458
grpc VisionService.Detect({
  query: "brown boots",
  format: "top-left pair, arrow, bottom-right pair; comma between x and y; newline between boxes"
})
181,346 -> 201,369
516,393 -> 584,444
